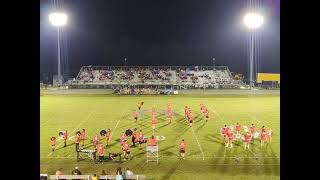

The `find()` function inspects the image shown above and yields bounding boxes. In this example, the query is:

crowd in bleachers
[75,66,237,87]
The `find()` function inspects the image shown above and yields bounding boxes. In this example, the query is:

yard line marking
[247,113,261,125]
[40,111,57,128]
[47,111,93,157]
[109,105,127,140]
[191,126,205,160]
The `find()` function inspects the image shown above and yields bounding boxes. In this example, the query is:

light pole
[243,12,264,89]
[212,58,215,70]
[124,58,127,66]
[49,12,68,80]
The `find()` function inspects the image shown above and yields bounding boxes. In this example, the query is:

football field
[40,94,280,179]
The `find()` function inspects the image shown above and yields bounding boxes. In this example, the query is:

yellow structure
[256,73,280,83]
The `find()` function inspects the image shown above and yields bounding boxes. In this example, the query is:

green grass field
[40,94,280,179]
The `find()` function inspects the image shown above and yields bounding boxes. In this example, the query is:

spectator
[101,170,107,175]
[115,167,123,180]
[124,166,134,178]
[116,167,122,175]
[91,174,98,180]
[55,168,63,176]
[71,167,82,177]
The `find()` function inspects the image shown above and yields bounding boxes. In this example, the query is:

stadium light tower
[243,12,264,88]
[49,12,68,79]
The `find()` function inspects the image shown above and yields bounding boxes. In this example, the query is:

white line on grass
[191,126,205,160]
[47,111,93,157]
[109,106,127,140]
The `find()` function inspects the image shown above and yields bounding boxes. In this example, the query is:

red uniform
[250,125,256,134]
[120,134,127,145]
[261,127,266,133]
[236,124,241,133]
[167,109,173,118]
[223,127,229,137]
[152,110,156,129]
[106,131,110,142]
[98,144,105,156]
[204,110,209,118]
[80,131,85,140]
[50,138,56,146]
[244,133,251,144]
[179,141,187,153]
[261,132,267,142]
[149,138,157,146]
[122,141,129,151]
[75,135,81,144]
[93,134,99,147]
[134,111,138,120]
[63,131,68,140]
[188,113,193,123]
[228,131,234,140]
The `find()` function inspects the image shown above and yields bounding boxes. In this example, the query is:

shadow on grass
[160,160,181,180]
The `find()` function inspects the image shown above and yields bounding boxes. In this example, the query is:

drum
[100,130,107,136]
[125,129,133,137]
[59,131,64,137]
[229,126,234,132]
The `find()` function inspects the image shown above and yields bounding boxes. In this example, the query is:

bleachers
[73,66,241,88]
[48,174,145,180]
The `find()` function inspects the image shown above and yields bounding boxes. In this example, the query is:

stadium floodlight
[49,12,68,80]
[243,12,264,89]
[49,12,68,26]
[243,12,264,29]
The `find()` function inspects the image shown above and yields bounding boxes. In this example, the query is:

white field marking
[47,111,93,157]
[247,112,278,130]
[109,105,128,140]
[247,113,261,125]
[207,105,230,125]
[68,136,75,141]
[40,111,57,128]
[247,147,257,157]
[191,126,205,160]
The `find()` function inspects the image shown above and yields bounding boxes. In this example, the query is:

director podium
[146,144,158,164]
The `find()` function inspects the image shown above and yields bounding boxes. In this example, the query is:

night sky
[40,0,280,79]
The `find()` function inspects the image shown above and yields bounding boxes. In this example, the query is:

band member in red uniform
[50,137,56,151]
[244,132,251,150]
[260,130,267,147]
[134,111,138,121]
[179,139,187,159]
[226,129,234,148]
[122,139,130,160]
[120,132,127,145]
[235,123,241,134]
[152,108,156,130]
[75,133,81,152]
[250,123,256,143]
[93,134,99,149]
[97,143,105,163]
